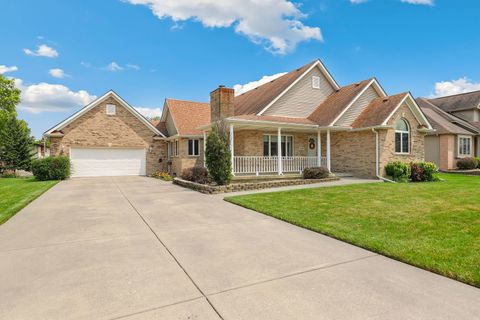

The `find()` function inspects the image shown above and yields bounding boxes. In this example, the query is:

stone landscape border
[173,176,340,194]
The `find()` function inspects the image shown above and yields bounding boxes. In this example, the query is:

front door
[307,136,317,157]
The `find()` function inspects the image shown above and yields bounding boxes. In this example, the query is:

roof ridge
[166,98,209,104]
[428,89,480,100]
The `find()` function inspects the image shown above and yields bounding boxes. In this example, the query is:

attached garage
[44,91,168,177]
[70,148,146,177]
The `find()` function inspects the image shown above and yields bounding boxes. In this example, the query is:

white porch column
[326,129,331,172]
[203,131,207,167]
[317,129,321,167]
[229,124,235,176]
[277,127,283,175]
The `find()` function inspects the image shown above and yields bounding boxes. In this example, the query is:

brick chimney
[210,85,235,122]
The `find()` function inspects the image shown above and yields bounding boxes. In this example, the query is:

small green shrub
[385,161,410,182]
[181,166,209,184]
[417,162,437,181]
[151,171,173,181]
[32,156,71,181]
[205,126,232,185]
[457,157,478,170]
[303,166,330,179]
[475,157,480,169]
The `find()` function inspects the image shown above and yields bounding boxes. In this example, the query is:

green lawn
[226,173,480,287]
[0,177,58,225]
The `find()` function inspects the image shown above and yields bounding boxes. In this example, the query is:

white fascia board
[329,79,379,127]
[257,60,340,116]
[381,93,433,130]
[44,90,166,138]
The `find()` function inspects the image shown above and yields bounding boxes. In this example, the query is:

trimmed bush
[385,161,410,182]
[31,156,71,181]
[303,166,330,179]
[457,157,478,170]
[205,125,232,185]
[475,157,480,169]
[181,166,209,184]
[417,162,437,181]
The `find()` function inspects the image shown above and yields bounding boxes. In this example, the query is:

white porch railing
[233,156,327,175]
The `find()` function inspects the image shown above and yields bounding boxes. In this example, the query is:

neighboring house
[44,59,433,178]
[32,141,50,159]
[417,92,480,170]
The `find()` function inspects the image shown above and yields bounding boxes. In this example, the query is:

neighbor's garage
[70,148,146,177]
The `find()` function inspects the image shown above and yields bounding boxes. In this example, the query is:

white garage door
[70,148,146,177]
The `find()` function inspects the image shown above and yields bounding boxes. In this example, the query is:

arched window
[395,118,410,154]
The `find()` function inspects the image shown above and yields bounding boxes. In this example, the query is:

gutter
[372,128,395,183]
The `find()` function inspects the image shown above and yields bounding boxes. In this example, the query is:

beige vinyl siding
[425,135,440,167]
[263,67,335,118]
[165,110,177,136]
[335,85,380,126]
[452,110,479,122]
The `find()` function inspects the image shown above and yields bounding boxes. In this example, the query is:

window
[106,104,116,115]
[395,118,410,154]
[458,136,472,157]
[312,76,320,89]
[173,140,179,156]
[263,134,293,157]
[188,139,200,156]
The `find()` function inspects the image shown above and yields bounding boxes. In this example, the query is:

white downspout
[372,128,395,183]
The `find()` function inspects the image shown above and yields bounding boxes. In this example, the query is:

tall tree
[0,116,33,173]
[0,75,20,133]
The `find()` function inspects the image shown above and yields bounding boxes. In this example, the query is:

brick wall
[49,96,167,175]
[169,137,204,176]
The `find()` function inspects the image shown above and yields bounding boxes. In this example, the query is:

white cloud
[233,72,287,95]
[105,61,124,71]
[125,0,322,54]
[135,107,162,118]
[0,65,18,74]
[350,0,433,4]
[49,68,68,78]
[23,44,59,58]
[126,64,140,70]
[430,77,480,98]
[14,79,96,113]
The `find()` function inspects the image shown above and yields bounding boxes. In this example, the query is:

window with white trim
[174,140,179,156]
[395,118,410,154]
[263,134,293,157]
[458,136,472,157]
[312,76,320,89]
[188,139,200,156]
[106,104,116,115]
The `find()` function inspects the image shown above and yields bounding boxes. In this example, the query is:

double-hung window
[395,118,410,154]
[188,139,200,156]
[263,134,293,157]
[458,136,472,157]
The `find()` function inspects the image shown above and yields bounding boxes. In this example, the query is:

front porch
[204,122,332,177]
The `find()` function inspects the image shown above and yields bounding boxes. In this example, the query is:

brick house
[44,59,433,178]
[417,92,480,170]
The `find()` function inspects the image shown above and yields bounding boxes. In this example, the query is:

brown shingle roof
[416,98,478,135]
[165,99,210,135]
[428,90,480,112]
[230,114,317,125]
[352,93,407,128]
[234,60,317,116]
[308,78,372,126]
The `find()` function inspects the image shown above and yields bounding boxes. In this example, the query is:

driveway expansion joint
[113,179,225,320]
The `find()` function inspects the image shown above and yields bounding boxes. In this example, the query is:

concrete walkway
[0,177,479,319]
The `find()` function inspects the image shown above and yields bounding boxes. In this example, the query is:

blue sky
[1,0,479,138]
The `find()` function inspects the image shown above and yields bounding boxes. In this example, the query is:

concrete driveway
[0,177,479,319]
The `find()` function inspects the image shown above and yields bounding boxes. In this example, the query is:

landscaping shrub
[410,163,424,182]
[475,157,480,169]
[181,166,209,184]
[385,161,410,182]
[31,156,71,181]
[456,157,478,170]
[151,171,173,181]
[205,125,232,185]
[303,166,330,179]
[417,162,438,181]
